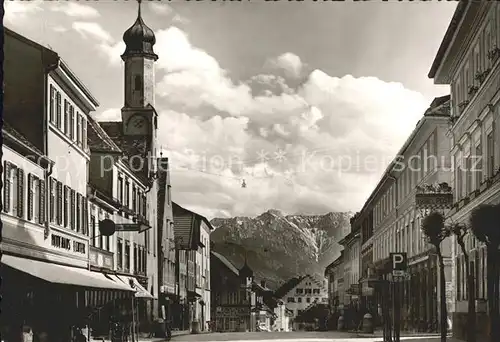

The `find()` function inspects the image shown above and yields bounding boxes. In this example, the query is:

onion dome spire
[121,0,158,61]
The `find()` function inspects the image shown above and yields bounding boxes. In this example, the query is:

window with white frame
[27,174,41,223]
[484,22,492,68]
[463,61,471,100]
[56,91,62,129]
[487,130,495,177]
[473,42,481,79]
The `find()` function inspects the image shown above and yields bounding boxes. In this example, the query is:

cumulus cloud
[148,2,173,15]
[146,27,428,219]
[4,0,43,23]
[10,6,429,219]
[72,22,113,43]
[50,3,100,18]
[94,108,121,122]
[266,52,304,78]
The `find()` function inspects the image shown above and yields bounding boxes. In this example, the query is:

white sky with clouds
[4,0,456,219]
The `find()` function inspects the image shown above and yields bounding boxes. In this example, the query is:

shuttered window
[132,185,137,213]
[16,167,24,218]
[49,178,55,222]
[117,238,123,270]
[70,190,76,230]
[56,181,63,225]
[82,197,88,236]
[134,243,138,274]
[77,113,82,145]
[28,174,34,220]
[39,179,45,224]
[76,194,81,233]
[3,161,12,213]
[90,214,96,247]
[82,116,87,150]
[69,105,75,139]
[56,91,62,129]
[63,186,69,227]
[64,100,69,135]
[105,212,110,250]
[49,85,55,123]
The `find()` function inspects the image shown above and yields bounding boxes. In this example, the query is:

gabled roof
[211,251,239,276]
[87,116,122,154]
[3,122,44,156]
[99,121,147,159]
[274,276,306,299]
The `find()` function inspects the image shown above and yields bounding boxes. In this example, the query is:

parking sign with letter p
[390,252,407,271]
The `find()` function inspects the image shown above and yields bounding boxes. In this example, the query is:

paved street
[170,331,461,342]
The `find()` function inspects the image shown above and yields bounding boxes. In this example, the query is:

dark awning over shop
[2,255,133,292]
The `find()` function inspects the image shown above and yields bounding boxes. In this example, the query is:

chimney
[260,280,266,288]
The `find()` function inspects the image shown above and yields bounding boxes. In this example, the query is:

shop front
[214,306,251,332]
[1,254,134,342]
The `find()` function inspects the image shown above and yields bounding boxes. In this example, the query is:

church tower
[121,0,158,143]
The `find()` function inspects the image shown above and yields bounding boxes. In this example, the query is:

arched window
[134,75,142,91]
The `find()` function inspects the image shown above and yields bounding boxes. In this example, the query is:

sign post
[390,253,407,342]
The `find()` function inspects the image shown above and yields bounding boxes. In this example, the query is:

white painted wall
[1,145,88,268]
[281,275,328,320]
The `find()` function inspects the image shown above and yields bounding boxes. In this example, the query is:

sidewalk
[351,330,465,342]
[351,329,440,338]
[90,330,193,342]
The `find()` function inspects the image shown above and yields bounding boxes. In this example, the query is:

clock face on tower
[127,114,148,135]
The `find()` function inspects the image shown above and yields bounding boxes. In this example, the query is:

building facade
[95,1,166,323]
[210,252,255,332]
[172,202,213,332]
[275,275,328,323]
[429,2,500,340]
[351,96,453,333]
[339,231,361,306]
[324,251,345,315]
[2,28,135,342]
[195,221,212,331]
[273,299,292,332]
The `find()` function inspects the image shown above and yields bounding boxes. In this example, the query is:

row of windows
[3,162,87,236]
[117,173,147,217]
[3,161,45,223]
[295,288,321,295]
[374,217,430,262]
[117,238,147,275]
[48,177,87,234]
[455,130,496,202]
[374,131,438,226]
[49,85,87,150]
[456,246,487,301]
[286,296,324,303]
[453,5,500,117]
